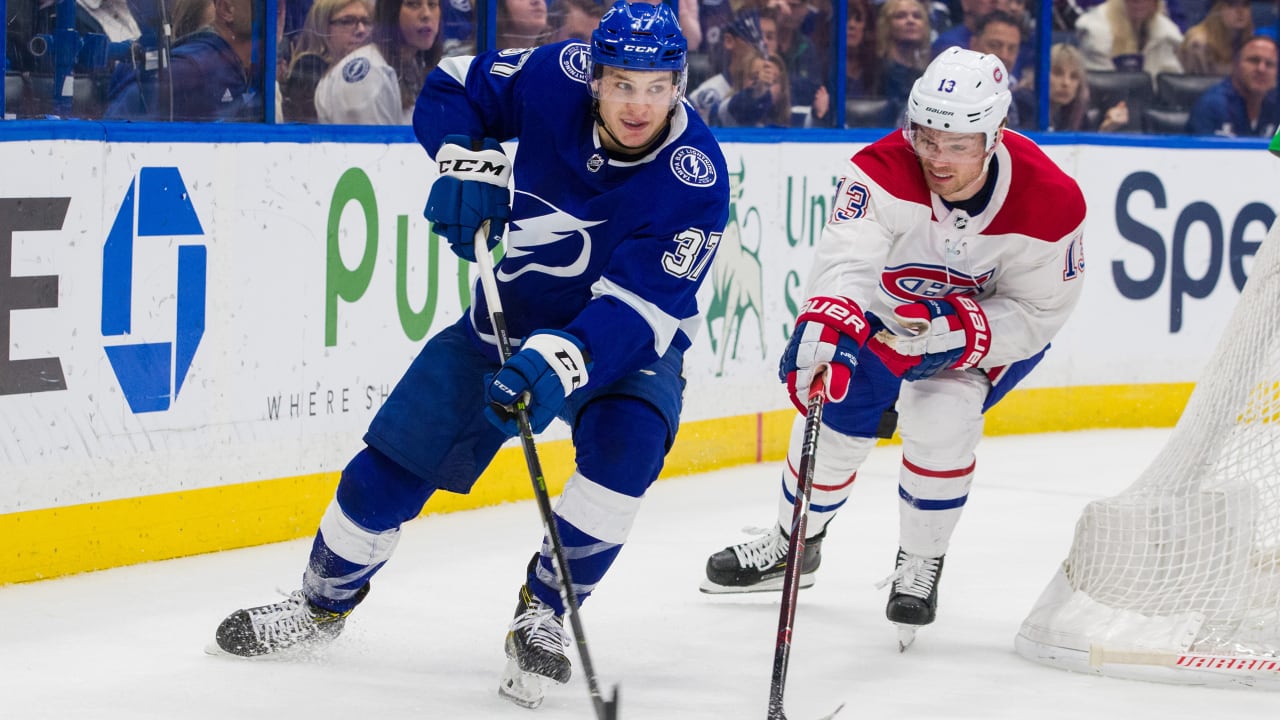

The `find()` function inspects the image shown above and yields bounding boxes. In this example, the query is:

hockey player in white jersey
[211,0,729,708]
[702,47,1087,648]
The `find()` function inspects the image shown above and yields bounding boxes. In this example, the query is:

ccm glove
[867,295,991,381]
[485,330,593,434]
[424,135,511,262]
[778,296,870,412]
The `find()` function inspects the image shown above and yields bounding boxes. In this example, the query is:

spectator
[1053,0,1085,31]
[809,0,882,126]
[772,0,832,109]
[970,9,1023,79]
[996,0,1038,76]
[932,0,998,57]
[497,0,552,49]
[316,0,442,124]
[283,0,373,122]
[548,0,606,43]
[758,5,782,56]
[78,0,143,44]
[720,52,793,126]
[170,0,217,39]
[970,9,1025,124]
[1016,41,1131,129]
[1179,0,1255,75]
[843,0,881,97]
[878,0,933,121]
[689,9,768,124]
[1186,35,1279,135]
[694,0,738,71]
[105,0,263,121]
[677,0,703,52]
[441,0,476,55]
[1076,0,1184,75]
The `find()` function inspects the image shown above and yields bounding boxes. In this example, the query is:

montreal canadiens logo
[560,43,591,83]
[343,56,371,83]
[671,147,717,187]
[880,263,994,302]
[993,67,1004,84]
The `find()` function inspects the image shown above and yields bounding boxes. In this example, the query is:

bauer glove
[778,296,870,412]
[867,295,991,381]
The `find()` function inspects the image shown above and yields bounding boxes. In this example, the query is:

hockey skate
[878,548,945,652]
[211,585,368,658]
[498,584,572,709]
[700,525,824,594]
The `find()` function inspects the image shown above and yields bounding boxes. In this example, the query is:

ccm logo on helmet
[438,158,507,176]
[624,44,659,53]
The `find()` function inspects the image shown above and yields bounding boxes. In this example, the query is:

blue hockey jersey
[413,41,730,390]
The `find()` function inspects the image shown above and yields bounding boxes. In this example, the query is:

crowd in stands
[3,0,1277,135]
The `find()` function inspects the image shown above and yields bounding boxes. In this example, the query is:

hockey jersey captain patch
[671,147,716,187]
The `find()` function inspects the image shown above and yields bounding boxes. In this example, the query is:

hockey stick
[767,370,844,720]
[472,226,620,720]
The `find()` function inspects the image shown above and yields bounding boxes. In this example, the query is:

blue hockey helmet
[590,1,688,72]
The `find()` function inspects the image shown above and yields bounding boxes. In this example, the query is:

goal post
[1015,219,1280,689]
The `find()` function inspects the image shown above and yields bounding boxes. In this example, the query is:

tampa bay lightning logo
[559,43,591,84]
[671,147,716,187]
[449,0,471,10]
[498,191,604,281]
[880,263,994,303]
[343,56,371,83]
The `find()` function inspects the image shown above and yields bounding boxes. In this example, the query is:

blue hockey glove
[423,135,511,262]
[485,330,593,434]
[778,296,870,412]
[867,295,991,381]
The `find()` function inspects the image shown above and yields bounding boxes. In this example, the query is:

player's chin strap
[590,99,676,156]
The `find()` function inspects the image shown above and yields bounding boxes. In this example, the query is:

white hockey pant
[775,413,878,539]
[894,369,988,558]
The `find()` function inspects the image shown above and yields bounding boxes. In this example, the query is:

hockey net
[1016,220,1280,689]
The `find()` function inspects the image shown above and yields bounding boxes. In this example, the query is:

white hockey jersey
[809,130,1087,369]
[315,44,410,125]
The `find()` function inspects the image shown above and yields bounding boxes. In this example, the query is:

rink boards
[0,129,1275,583]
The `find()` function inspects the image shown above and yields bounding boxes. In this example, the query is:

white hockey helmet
[905,47,1012,152]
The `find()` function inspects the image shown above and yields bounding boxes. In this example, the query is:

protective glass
[905,123,989,164]
[592,70,683,107]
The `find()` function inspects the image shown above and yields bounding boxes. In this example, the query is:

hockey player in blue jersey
[212,0,729,708]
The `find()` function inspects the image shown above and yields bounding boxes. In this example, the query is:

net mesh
[1061,226,1280,658]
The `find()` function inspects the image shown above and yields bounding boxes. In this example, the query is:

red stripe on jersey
[982,131,1086,243]
[902,457,976,478]
[851,131,933,211]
